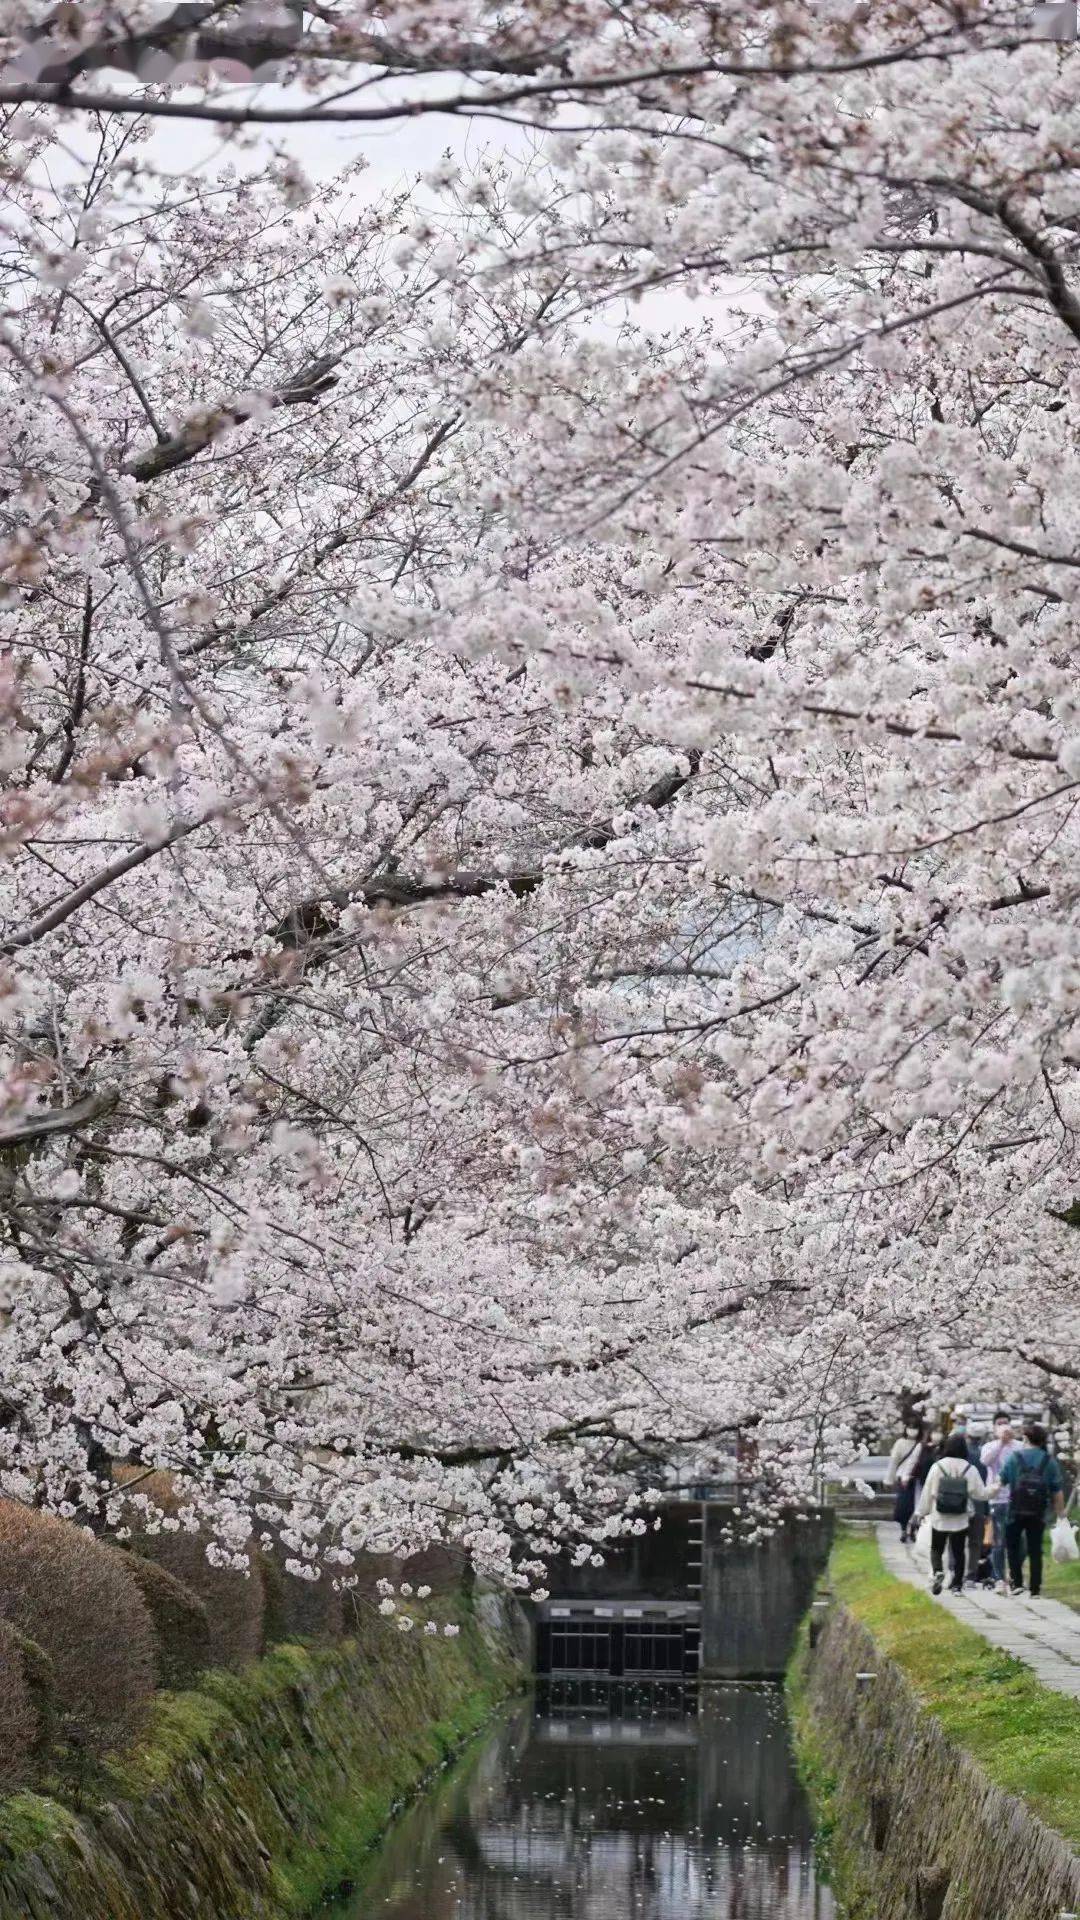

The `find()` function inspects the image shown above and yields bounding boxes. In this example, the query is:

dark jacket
[1002,1446,1063,1512]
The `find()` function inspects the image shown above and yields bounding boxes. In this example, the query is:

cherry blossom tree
[1,3,1079,1587]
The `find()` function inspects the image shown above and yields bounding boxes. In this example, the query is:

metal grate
[539,1615,700,1678]
[548,1625,612,1672]
[623,1623,688,1675]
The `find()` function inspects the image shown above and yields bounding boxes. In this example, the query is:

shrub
[401,1545,463,1594]
[111,1549,211,1689]
[0,1619,44,1792]
[260,1550,344,1644]
[114,1472,265,1669]
[0,1502,155,1753]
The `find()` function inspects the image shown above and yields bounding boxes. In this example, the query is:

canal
[329,1679,836,1919]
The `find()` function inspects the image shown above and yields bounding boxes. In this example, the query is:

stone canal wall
[0,1592,525,1920]
[792,1602,1080,1920]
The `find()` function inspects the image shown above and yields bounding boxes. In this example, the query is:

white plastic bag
[913,1515,934,1563]
[1051,1516,1080,1565]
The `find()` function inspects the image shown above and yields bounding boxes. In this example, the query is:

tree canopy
[1,1,1078,1588]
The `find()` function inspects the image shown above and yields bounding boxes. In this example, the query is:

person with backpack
[916,1433,988,1594]
[1001,1422,1066,1598]
[951,1414,991,1581]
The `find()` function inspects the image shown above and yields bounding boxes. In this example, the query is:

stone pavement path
[876,1523,1080,1702]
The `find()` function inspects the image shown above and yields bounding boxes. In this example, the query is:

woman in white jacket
[916,1433,988,1594]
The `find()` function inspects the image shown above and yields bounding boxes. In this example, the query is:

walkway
[876,1523,1080,1701]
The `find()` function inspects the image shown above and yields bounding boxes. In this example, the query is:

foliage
[1,5,1080,1579]
[0,1502,156,1755]
[829,1532,1080,1847]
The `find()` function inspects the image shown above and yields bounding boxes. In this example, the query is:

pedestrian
[1002,1422,1066,1598]
[950,1413,990,1580]
[980,1415,1018,1595]
[917,1433,987,1594]
[885,1422,926,1543]
[913,1429,942,1501]
[949,1413,982,1466]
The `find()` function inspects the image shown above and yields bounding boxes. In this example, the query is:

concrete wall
[700,1507,834,1679]
[544,1501,702,1600]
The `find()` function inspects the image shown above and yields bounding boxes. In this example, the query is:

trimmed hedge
[0,1502,156,1753]
[114,1550,211,1689]
[0,1622,41,1793]
[113,1472,265,1669]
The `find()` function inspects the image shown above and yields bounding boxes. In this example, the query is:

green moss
[103,1686,231,1794]
[0,1792,79,1861]
[826,1530,1080,1848]
[786,1646,877,1920]
[275,1652,512,1914]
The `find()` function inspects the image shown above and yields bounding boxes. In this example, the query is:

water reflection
[332,1680,835,1919]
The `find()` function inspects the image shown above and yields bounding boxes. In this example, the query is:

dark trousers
[930,1529,967,1588]
[894,1480,917,1536]
[1005,1515,1045,1595]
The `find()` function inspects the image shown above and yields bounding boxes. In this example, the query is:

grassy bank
[824,1531,1080,1848]
[0,1593,523,1920]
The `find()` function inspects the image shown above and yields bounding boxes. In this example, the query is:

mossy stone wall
[0,1593,524,1920]
[791,1603,1080,1920]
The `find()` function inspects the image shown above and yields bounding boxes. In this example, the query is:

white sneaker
[931,1572,944,1594]
[995,1580,1008,1596]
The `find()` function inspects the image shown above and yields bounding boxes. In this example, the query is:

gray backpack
[935,1468,970,1517]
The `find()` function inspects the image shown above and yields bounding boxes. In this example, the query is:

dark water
[331,1681,836,1920]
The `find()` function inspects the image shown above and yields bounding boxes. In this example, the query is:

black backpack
[935,1468,970,1517]
[1011,1453,1049,1520]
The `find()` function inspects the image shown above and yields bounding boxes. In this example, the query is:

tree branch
[122,354,342,484]
[1019,1349,1080,1383]
[273,753,701,947]
[0,1089,118,1149]
[0,808,220,955]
